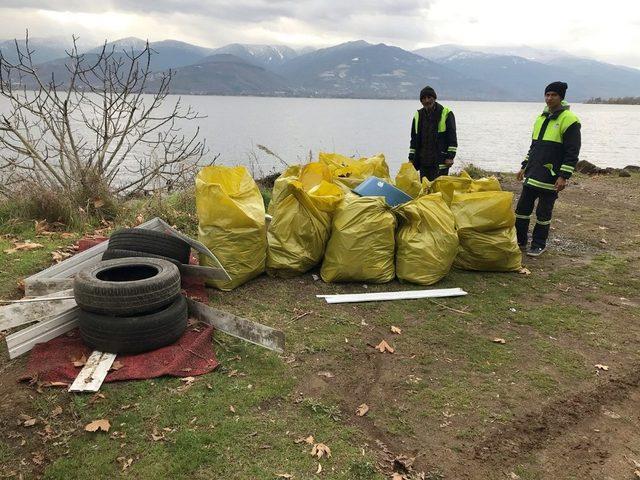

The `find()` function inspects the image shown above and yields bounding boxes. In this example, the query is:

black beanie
[545,81,568,99]
[419,86,437,100]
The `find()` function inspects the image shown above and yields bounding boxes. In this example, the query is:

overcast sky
[1,0,639,67]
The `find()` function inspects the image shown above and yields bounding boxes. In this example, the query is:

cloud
[0,0,638,68]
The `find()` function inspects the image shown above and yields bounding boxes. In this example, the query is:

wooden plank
[186,298,285,353]
[68,351,117,393]
[24,278,74,297]
[6,308,79,359]
[317,288,468,304]
[0,289,76,331]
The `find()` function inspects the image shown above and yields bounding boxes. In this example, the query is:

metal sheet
[186,298,285,353]
[68,351,117,393]
[0,289,76,331]
[6,308,79,359]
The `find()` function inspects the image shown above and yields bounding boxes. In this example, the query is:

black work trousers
[515,184,558,249]
[419,165,449,181]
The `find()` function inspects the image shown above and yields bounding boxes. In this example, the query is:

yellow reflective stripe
[409,148,416,153]
[413,111,419,135]
[544,163,556,176]
[525,178,556,191]
[438,164,448,169]
[536,219,552,225]
[438,106,450,133]
[447,146,457,151]
[515,214,531,220]
[560,165,574,172]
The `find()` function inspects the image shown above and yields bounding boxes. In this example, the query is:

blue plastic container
[352,176,412,207]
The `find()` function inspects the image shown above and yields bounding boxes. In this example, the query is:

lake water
[1,95,638,178]
[184,96,639,176]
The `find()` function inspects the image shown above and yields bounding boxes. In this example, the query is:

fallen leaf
[51,406,63,417]
[4,241,45,254]
[71,354,87,368]
[294,435,315,444]
[634,470,640,479]
[229,405,236,414]
[595,364,609,371]
[93,199,105,209]
[518,267,531,275]
[117,457,133,472]
[31,452,44,465]
[311,442,331,459]
[317,371,334,379]
[602,409,621,419]
[390,326,402,335]
[391,474,404,480]
[23,417,37,427]
[374,340,395,354]
[356,403,369,417]
[135,214,144,225]
[600,238,608,244]
[151,428,165,441]
[84,419,110,432]
[34,220,50,235]
[110,360,124,371]
[276,475,293,479]
[316,463,322,474]
[492,338,506,344]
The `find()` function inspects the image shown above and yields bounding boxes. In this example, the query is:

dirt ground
[1,172,639,479]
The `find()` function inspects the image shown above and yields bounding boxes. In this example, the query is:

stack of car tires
[73,229,192,354]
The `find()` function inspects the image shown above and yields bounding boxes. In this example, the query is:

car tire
[107,228,191,264]
[78,295,188,354]
[73,257,181,316]
[101,248,183,268]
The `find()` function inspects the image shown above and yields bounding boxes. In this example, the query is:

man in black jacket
[516,81,581,257]
[408,86,458,181]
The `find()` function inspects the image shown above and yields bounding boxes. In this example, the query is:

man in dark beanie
[408,86,457,181]
[515,81,581,256]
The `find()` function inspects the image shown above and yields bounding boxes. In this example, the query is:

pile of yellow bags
[450,191,522,272]
[195,155,520,290]
[266,163,343,277]
[196,166,267,290]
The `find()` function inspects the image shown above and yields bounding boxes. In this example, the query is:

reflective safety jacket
[408,102,457,171]
[521,102,581,191]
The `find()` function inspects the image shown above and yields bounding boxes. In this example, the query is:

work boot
[527,246,546,257]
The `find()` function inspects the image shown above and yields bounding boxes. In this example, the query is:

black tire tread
[79,295,188,354]
[102,248,183,267]
[73,257,181,316]
[108,229,191,264]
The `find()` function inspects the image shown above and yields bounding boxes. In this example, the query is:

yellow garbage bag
[450,191,521,272]
[267,165,302,215]
[319,152,390,190]
[454,228,522,272]
[395,193,458,285]
[450,191,515,233]
[395,162,422,198]
[196,166,266,290]
[468,176,502,193]
[429,171,472,205]
[266,180,343,277]
[321,196,396,283]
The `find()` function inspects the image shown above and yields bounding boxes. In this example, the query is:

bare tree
[0,33,208,209]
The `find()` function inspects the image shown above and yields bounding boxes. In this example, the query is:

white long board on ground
[68,351,117,393]
[317,287,468,304]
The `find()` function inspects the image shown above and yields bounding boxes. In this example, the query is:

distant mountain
[275,41,504,99]
[153,54,291,95]
[86,37,215,71]
[212,44,299,69]
[414,45,640,100]
[0,36,80,65]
